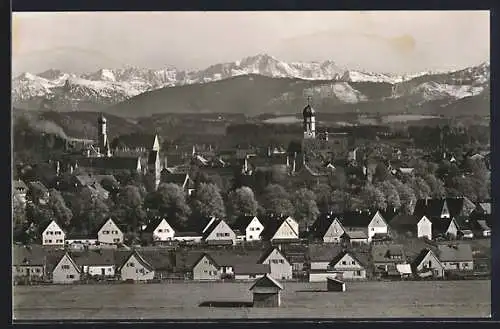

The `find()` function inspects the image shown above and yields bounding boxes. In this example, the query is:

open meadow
[13,280,490,320]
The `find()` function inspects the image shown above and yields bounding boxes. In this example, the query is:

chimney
[292,153,297,173]
[425,198,428,206]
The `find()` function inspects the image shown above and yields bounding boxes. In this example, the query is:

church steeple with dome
[303,96,316,139]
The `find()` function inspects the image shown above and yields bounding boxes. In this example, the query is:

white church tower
[98,114,111,157]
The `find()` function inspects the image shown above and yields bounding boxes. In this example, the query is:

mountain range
[12,54,490,117]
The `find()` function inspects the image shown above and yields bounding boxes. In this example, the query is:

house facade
[330,252,367,280]
[119,251,155,281]
[51,253,81,284]
[412,249,445,278]
[192,254,220,281]
[42,220,66,246]
[438,244,474,271]
[235,216,264,242]
[258,247,293,280]
[367,211,389,242]
[322,218,346,243]
[390,215,432,239]
[97,219,124,245]
[203,219,236,245]
[143,218,176,242]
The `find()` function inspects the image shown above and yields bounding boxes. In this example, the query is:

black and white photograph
[12,10,491,320]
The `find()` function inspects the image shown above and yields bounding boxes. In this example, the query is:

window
[166,229,170,233]
[249,235,253,239]
[342,261,347,265]
[108,268,112,272]
[128,262,135,267]
[67,274,74,279]
[113,238,120,243]
[279,260,284,264]
[103,230,109,234]
[250,274,256,278]
[204,270,207,273]
[224,233,229,237]
[48,240,52,243]
[351,261,355,265]
[355,271,362,276]
[371,228,374,231]
[36,268,40,273]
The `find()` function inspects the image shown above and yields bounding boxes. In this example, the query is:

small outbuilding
[327,276,346,292]
[249,273,283,307]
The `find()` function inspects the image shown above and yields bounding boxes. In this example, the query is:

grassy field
[13,280,490,320]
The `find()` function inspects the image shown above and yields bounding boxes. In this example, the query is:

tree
[409,176,432,199]
[391,179,416,214]
[328,168,347,190]
[68,189,110,235]
[145,183,191,228]
[261,184,294,216]
[376,181,401,210]
[47,189,73,228]
[192,183,226,219]
[331,190,351,213]
[112,185,146,232]
[423,174,446,198]
[373,163,390,184]
[13,194,29,243]
[358,184,387,210]
[292,188,320,227]
[227,186,259,222]
[313,183,332,212]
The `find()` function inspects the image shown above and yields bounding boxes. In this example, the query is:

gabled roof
[202,219,233,240]
[310,213,343,239]
[371,244,406,263]
[257,246,289,264]
[476,220,490,231]
[437,244,473,262]
[430,217,457,234]
[12,244,47,266]
[390,214,425,227]
[413,198,473,218]
[42,220,64,233]
[260,217,297,241]
[478,202,491,215]
[330,250,368,268]
[162,173,191,188]
[308,244,343,262]
[232,215,260,232]
[95,218,122,235]
[70,249,115,266]
[111,133,158,150]
[338,211,373,228]
[118,250,155,271]
[143,217,174,233]
[54,252,82,273]
[411,248,436,268]
[249,273,283,291]
[234,263,271,276]
[77,157,141,171]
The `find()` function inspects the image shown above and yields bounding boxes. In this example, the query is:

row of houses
[13,241,475,285]
[39,197,491,248]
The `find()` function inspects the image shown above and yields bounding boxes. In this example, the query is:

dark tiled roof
[430,218,456,235]
[260,217,294,241]
[390,214,422,227]
[78,157,140,171]
[371,244,406,263]
[257,247,288,264]
[12,245,47,266]
[70,249,115,266]
[148,151,159,165]
[162,173,189,187]
[117,250,155,271]
[28,181,48,193]
[249,274,283,290]
[232,215,259,232]
[111,134,158,150]
[234,263,270,275]
[411,248,434,268]
[437,244,473,262]
[330,251,368,268]
[143,217,175,233]
[413,198,474,219]
[338,211,373,228]
[308,244,343,262]
[310,213,343,239]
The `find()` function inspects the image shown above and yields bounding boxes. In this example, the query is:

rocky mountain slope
[12,54,489,117]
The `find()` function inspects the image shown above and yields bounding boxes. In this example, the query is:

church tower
[98,114,111,157]
[303,96,316,139]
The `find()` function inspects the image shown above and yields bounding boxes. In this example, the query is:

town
[12,99,492,287]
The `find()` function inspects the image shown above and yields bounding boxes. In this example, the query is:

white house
[232,215,264,242]
[71,250,116,278]
[261,217,300,242]
[390,215,433,239]
[42,220,66,246]
[203,219,236,245]
[142,217,176,242]
[97,218,124,245]
[118,251,155,282]
[257,247,293,280]
[51,252,81,284]
[367,211,389,242]
[311,214,347,243]
[339,211,388,243]
[329,251,367,280]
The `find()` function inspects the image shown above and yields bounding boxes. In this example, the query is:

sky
[12,11,490,76]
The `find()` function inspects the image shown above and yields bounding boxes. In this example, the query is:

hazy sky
[12,11,490,75]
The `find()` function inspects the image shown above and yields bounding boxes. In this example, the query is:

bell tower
[303,96,316,139]
[98,114,111,157]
